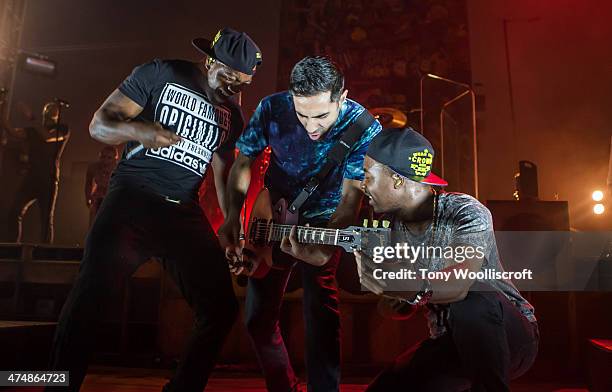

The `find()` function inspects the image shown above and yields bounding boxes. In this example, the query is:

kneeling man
[355,128,539,392]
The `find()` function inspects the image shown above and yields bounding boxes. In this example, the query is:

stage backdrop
[276,0,475,194]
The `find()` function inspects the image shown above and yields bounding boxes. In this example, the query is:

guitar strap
[288,109,375,214]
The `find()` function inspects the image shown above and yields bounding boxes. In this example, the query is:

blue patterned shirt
[236,91,381,224]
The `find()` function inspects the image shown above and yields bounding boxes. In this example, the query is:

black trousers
[366,287,539,392]
[244,248,341,392]
[46,185,238,392]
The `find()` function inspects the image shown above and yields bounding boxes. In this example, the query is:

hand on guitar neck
[220,188,391,279]
[279,224,336,266]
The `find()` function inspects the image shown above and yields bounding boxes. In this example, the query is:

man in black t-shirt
[3,100,70,243]
[46,28,262,392]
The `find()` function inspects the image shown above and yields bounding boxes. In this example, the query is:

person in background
[4,100,70,243]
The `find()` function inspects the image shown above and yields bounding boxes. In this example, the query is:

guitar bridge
[249,218,269,246]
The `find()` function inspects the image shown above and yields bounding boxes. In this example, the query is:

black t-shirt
[112,59,244,201]
[26,124,69,182]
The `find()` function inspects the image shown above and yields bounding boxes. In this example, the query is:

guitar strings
[251,222,346,235]
[250,221,349,243]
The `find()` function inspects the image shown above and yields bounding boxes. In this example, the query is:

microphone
[54,98,70,108]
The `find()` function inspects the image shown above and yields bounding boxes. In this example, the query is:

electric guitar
[238,188,391,278]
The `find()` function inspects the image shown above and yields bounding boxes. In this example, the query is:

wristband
[401,279,433,306]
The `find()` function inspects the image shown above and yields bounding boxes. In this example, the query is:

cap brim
[192,38,215,58]
[422,172,448,186]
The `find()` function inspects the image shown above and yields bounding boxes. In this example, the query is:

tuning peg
[372,220,379,228]
[382,220,390,228]
[363,219,368,227]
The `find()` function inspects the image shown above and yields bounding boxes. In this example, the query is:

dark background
[0,2,610,388]
[5,0,281,244]
[3,0,612,245]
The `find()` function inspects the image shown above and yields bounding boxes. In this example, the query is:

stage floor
[1,367,589,392]
[82,368,366,392]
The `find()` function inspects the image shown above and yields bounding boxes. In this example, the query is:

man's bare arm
[428,253,484,303]
[224,152,255,221]
[211,149,235,219]
[389,251,483,303]
[217,152,256,273]
[328,178,364,229]
[218,152,255,249]
[355,247,484,304]
[89,89,180,147]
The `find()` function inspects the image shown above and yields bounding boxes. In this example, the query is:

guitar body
[244,188,298,278]
[243,188,389,280]
[271,197,299,226]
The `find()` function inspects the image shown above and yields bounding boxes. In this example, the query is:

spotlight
[593,204,605,215]
[19,52,56,77]
[592,190,604,202]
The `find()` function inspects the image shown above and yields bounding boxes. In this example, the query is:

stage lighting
[592,190,604,202]
[20,52,56,77]
[593,204,605,215]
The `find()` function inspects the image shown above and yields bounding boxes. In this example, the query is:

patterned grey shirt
[392,192,536,338]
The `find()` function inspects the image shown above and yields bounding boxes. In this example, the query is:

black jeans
[367,287,539,392]
[244,247,341,392]
[45,185,238,392]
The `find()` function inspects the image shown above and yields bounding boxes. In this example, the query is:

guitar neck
[267,223,349,246]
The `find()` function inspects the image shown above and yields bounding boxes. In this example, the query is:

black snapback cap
[192,28,262,76]
[366,128,447,186]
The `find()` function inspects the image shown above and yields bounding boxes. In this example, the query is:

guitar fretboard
[255,223,351,245]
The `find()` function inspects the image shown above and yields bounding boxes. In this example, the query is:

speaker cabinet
[486,200,569,231]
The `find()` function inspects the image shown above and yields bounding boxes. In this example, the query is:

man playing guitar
[219,56,381,392]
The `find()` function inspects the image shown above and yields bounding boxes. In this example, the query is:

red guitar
[238,188,391,278]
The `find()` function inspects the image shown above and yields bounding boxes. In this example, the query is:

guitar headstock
[336,219,392,253]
